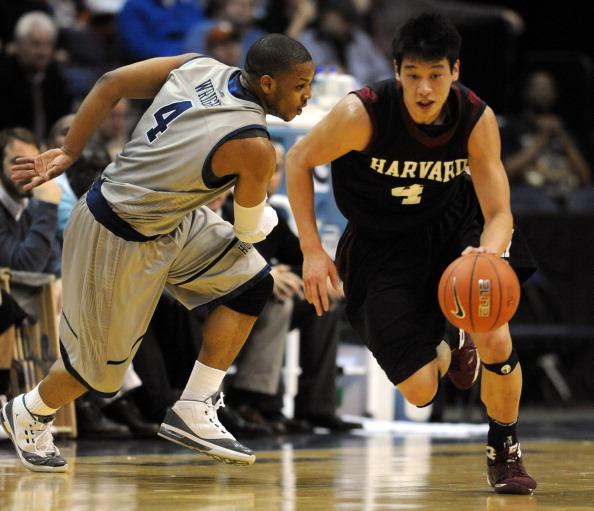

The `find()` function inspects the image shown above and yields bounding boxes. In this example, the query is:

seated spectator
[223,141,361,433]
[90,99,131,161]
[501,70,592,207]
[183,0,265,65]
[47,115,78,241]
[0,12,73,145]
[0,127,137,438]
[0,288,28,407]
[298,0,392,87]
[204,21,243,66]
[259,0,317,40]
[117,0,205,61]
[47,114,111,243]
[61,0,126,97]
[0,128,61,276]
[0,1,53,50]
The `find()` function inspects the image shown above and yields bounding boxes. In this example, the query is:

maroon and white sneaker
[487,442,537,495]
[448,330,480,390]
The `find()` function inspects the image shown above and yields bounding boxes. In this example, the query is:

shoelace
[502,457,529,479]
[28,418,59,457]
[204,393,228,435]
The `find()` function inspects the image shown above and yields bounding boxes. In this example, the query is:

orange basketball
[438,253,520,333]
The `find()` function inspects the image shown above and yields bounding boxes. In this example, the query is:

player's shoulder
[352,78,397,104]
[453,81,486,108]
[219,136,275,165]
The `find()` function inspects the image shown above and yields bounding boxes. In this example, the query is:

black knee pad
[482,348,519,375]
[223,273,273,316]
[416,379,442,408]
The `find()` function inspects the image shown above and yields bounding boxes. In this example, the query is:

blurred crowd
[1,0,593,441]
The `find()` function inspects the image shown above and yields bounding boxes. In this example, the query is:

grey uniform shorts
[59,199,268,396]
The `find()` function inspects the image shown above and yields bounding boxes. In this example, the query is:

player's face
[396,57,459,125]
[1,139,39,199]
[265,61,315,122]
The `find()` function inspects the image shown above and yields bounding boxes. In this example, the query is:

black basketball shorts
[335,188,535,386]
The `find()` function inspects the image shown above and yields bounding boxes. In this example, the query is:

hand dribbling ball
[438,253,520,333]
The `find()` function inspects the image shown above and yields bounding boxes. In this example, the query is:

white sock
[181,361,226,402]
[24,384,59,416]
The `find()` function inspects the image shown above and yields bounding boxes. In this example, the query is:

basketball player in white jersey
[4,34,314,472]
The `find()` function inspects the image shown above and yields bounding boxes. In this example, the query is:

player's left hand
[12,148,76,191]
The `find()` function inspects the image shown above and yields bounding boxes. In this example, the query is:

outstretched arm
[285,93,372,314]
[466,106,514,256]
[12,54,198,190]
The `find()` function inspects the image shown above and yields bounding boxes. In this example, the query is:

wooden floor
[0,420,593,511]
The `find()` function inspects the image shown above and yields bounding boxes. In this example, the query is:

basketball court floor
[0,409,592,511]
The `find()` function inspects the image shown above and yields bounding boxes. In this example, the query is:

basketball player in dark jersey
[286,13,536,495]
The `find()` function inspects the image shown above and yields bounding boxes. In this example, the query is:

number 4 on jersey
[146,100,192,142]
[391,184,424,204]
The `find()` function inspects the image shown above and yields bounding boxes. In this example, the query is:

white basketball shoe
[158,392,255,465]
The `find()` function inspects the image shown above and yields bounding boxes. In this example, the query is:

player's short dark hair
[392,12,461,72]
[0,127,39,160]
[244,33,312,79]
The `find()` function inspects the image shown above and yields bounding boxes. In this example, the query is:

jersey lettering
[146,100,193,143]
[195,79,221,107]
[391,184,424,204]
[368,157,467,183]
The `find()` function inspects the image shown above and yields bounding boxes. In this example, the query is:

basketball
[438,253,520,333]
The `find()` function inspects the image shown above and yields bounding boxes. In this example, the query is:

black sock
[0,369,10,395]
[488,416,518,451]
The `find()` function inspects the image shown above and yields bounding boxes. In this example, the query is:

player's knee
[475,328,512,362]
[399,380,440,408]
[223,273,273,317]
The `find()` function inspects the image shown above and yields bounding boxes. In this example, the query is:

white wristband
[233,197,267,233]
[233,197,279,243]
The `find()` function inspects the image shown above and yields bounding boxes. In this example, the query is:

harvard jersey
[331,79,486,232]
[99,56,268,236]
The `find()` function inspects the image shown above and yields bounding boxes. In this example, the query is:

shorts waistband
[86,179,159,242]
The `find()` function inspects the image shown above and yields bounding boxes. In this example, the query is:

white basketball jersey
[100,56,268,236]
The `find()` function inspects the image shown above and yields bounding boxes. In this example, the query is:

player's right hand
[12,148,75,191]
[302,248,341,316]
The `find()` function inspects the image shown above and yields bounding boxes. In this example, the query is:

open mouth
[417,100,434,110]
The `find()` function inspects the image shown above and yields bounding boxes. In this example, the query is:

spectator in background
[260,0,317,40]
[0,1,53,50]
[0,12,73,145]
[0,128,61,276]
[184,0,265,65]
[501,70,591,203]
[47,114,112,243]
[118,0,205,61]
[204,21,243,66]
[47,114,77,241]
[298,0,392,87]
[61,0,125,97]
[49,104,131,242]
[0,288,28,408]
[90,98,131,161]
